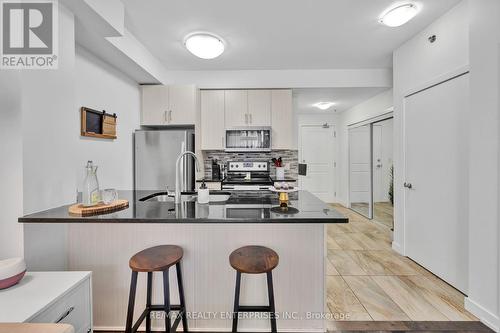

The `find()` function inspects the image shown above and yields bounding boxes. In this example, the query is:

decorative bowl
[0,258,26,289]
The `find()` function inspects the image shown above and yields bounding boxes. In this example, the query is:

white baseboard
[465,297,500,332]
[94,326,326,332]
[391,241,403,255]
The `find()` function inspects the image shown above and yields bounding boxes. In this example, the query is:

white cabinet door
[224,90,248,128]
[141,85,168,125]
[404,73,469,293]
[168,85,197,125]
[271,89,293,149]
[248,90,271,126]
[201,90,225,150]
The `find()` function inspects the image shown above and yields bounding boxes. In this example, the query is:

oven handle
[222,185,272,191]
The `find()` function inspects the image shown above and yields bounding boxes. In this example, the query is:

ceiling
[293,87,390,113]
[122,0,460,71]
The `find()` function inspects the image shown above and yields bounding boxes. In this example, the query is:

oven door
[225,127,272,152]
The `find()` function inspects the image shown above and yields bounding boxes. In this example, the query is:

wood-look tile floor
[325,204,478,330]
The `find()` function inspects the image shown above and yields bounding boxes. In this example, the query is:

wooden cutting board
[68,199,129,216]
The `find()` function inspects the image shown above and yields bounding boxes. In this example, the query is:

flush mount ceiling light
[313,102,336,110]
[184,32,225,59]
[379,3,420,27]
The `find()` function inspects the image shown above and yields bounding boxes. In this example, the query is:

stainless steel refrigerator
[134,129,195,191]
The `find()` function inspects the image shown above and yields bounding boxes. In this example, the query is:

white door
[201,90,225,150]
[299,125,335,202]
[248,90,271,126]
[348,125,372,218]
[141,85,168,125]
[224,90,248,128]
[404,73,469,293]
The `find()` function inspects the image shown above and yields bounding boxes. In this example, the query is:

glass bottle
[82,161,101,206]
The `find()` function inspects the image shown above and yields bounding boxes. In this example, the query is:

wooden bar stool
[125,245,188,333]
[229,245,279,333]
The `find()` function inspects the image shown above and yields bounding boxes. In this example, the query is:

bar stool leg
[125,271,138,333]
[232,271,242,333]
[146,272,153,333]
[267,272,277,333]
[163,269,171,333]
[176,262,188,332]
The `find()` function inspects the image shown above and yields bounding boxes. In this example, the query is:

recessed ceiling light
[313,102,336,110]
[379,3,420,27]
[184,32,225,59]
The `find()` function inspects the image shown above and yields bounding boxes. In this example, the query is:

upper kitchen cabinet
[141,85,197,126]
[141,85,168,125]
[271,89,294,149]
[201,90,225,150]
[248,90,271,126]
[224,90,248,128]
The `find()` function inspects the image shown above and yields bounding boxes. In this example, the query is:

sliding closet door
[349,125,372,218]
[404,73,469,293]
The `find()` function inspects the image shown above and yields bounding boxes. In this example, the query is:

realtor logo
[1,0,58,69]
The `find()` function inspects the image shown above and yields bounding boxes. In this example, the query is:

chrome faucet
[175,151,200,204]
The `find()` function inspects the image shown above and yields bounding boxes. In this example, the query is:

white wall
[392,0,469,255]
[465,0,500,330]
[75,46,140,190]
[164,68,393,89]
[336,89,393,206]
[20,4,141,270]
[0,72,23,259]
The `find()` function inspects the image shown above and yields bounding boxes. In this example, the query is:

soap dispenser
[197,180,209,204]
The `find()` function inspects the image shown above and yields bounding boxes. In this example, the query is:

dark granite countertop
[18,190,347,224]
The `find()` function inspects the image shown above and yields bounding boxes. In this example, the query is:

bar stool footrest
[128,305,185,333]
[150,304,183,311]
[238,305,272,312]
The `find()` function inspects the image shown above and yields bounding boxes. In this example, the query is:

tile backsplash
[203,150,298,179]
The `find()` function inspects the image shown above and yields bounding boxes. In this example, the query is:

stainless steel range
[221,161,273,191]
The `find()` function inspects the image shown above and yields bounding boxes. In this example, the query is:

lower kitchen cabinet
[0,272,92,333]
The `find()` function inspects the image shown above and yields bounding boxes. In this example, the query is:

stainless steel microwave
[225,127,272,152]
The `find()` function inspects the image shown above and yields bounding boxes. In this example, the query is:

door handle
[404,182,413,189]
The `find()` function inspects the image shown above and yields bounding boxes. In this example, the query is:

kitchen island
[20,190,347,332]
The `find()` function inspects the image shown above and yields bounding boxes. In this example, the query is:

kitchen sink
[140,191,231,203]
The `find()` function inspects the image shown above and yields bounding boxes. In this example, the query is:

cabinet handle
[169,110,172,122]
[249,114,252,124]
[245,114,248,124]
[164,110,168,123]
[56,306,74,323]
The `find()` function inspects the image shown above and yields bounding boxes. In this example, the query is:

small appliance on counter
[211,159,221,180]
[222,160,273,191]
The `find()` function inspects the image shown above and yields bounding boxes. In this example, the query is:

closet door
[404,73,469,293]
